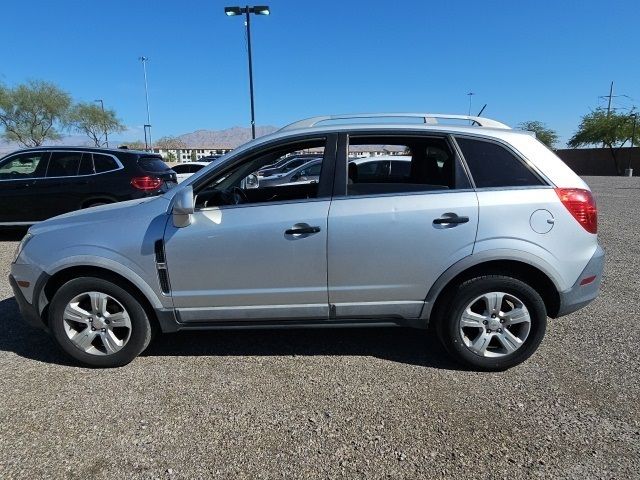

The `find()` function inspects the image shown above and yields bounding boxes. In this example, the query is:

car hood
[28,196,170,235]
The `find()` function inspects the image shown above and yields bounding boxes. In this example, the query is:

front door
[0,151,50,224]
[163,135,336,323]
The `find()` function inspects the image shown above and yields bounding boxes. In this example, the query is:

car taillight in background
[555,188,598,234]
[131,176,163,191]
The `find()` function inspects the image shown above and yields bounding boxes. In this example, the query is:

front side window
[0,152,48,180]
[346,136,470,196]
[455,137,544,188]
[195,139,326,208]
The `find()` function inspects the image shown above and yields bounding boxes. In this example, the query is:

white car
[171,162,210,183]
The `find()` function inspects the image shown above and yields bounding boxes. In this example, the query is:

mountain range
[0,126,279,155]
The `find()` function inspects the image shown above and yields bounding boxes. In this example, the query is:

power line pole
[606,81,614,115]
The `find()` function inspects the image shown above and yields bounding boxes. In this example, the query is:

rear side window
[93,154,119,173]
[46,152,82,177]
[138,157,169,173]
[346,136,471,196]
[455,137,544,188]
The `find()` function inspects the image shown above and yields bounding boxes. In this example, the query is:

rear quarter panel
[474,187,598,290]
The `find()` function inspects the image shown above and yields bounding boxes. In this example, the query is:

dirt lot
[0,176,638,479]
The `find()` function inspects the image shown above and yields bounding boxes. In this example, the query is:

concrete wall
[555,147,640,176]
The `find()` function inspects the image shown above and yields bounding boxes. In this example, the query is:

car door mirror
[172,185,194,228]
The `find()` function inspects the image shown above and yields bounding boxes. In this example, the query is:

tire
[49,277,152,368]
[434,275,547,371]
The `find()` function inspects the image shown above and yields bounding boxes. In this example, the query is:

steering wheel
[231,186,249,205]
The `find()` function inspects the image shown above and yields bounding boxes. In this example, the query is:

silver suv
[10,113,604,369]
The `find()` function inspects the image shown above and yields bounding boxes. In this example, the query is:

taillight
[131,176,163,191]
[555,188,597,234]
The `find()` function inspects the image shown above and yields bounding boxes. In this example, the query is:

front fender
[46,253,167,310]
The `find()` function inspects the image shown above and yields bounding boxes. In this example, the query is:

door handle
[433,214,469,225]
[285,225,321,235]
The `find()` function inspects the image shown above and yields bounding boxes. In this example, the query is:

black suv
[0,147,176,225]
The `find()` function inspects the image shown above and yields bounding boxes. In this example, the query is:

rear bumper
[9,274,47,330]
[556,244,605,317]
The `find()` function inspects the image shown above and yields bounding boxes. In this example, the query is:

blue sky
[1,0,639,146]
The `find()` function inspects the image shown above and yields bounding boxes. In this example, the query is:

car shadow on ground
[0,297,464,371]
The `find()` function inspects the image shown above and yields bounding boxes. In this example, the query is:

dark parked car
[0,146,176,225]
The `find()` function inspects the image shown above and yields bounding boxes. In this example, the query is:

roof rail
[280,113,511,131]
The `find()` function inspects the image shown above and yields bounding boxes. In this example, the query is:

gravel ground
[0,176,639,479]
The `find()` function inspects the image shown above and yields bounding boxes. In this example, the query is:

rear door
[0,151,50,224]
[327,133,479,319]
[34,151,91,219]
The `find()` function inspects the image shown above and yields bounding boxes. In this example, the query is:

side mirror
[172,186,195,228]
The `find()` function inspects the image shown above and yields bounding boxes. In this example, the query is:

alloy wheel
[62,291,132,356]
[458,291,532,358]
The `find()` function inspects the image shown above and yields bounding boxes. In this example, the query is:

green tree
[517,121,559,149]
[568,108,639,175]
[67,102,125,147]
[0,80,72,147]
[190,150,197,162]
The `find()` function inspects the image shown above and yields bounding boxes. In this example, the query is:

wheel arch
[424,257,561,324]
[41,265,162,333]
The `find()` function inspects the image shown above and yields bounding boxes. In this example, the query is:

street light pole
[627,113,637,176]
[225,5,270,140]
[245,8,256,139]
[139,56,152,150]
[94,99,109,147]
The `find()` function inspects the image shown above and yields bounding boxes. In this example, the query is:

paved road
[1,177,638,479]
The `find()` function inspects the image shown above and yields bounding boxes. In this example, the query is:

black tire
[434,275,547,371]
[49,277,152,368]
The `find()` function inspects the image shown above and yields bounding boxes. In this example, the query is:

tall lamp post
[94,99,109,147]
[224,5,270,139]
[627,113,637,177]
[139,56,152,150]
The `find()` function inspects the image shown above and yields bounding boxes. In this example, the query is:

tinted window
[347,136,470,196]
[0,152,48,179]
[93,154,119,173]
[46,152,82,177]
[455,137,544,188]
[138,157,169,173]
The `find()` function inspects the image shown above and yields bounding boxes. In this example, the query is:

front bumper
[556,244,605,317]
[9,274,47,330]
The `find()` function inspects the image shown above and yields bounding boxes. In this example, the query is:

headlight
[14,232,33,263]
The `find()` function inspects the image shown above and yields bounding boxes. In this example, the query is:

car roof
[176,161,209,166]
[3,145,162,156]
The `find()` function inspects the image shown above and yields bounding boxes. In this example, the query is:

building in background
[152,147,234,162]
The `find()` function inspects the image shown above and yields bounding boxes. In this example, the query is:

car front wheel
[435,275,547,371]
[49,277,152,368]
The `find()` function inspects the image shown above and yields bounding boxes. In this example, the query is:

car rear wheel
[435,275,547,371]
[49,277,152,368]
